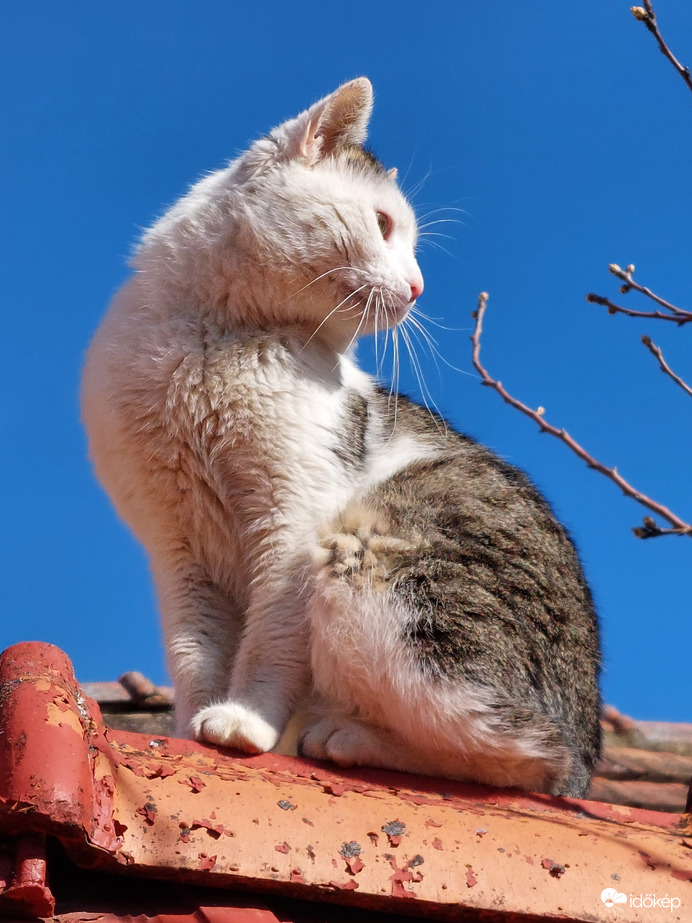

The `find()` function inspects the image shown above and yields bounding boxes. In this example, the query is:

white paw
[191,702,279,753]
[300,716,380,768]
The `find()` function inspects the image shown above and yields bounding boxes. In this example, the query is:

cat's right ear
[297,77,374,163]
[272,78,374,167]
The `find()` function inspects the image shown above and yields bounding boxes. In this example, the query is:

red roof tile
[0,642,690,922]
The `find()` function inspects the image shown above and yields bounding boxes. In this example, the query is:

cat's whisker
[276,265,370,308]
[401,315,444,390]
[407,307,449,326]
[374,299,393,383]
[398,321,446,434]
[387,325,401,440]
[418,230,458,241]
[301,283,370,350]
[405,311,441,352]
[416,204,469,221]
[380,310,393,382]
[334,289,374,367]
[407,309,474,377]
[372,293,384,375]
[417,238,456,259]
[402,165,433,202]
[417,218,463,232]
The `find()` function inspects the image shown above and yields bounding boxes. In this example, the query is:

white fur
[82,78,434,750]
[306,555,566,789]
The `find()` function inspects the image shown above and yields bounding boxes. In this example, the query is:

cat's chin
[361,302,412,334]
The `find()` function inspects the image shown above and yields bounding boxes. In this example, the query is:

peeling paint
[381,820,406,846]
[640,849,657,870]
[386,855,421,899]
[196,852,216,870]
[339,840,362,858]
[190,816,231,838]
[180,774,206,792]
[44,701,84,736]
[328,878,358,891]
[136,800,157,825]
[541,858,567,878]
[344,855,364,875]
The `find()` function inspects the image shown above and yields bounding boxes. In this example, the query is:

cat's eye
[376,210,392,240]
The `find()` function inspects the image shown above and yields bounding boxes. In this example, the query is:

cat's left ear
[278,77,374,165]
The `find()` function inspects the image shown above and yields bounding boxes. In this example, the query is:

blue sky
[2,2,691,722]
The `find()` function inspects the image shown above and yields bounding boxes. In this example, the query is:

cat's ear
[277,78,374,165]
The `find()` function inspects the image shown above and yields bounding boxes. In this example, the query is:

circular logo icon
[601,888,627,908]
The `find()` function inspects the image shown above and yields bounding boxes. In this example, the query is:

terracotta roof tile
[0,642,690,922]
[89,676,692,816]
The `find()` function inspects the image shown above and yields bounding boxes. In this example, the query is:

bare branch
[641,334,692,398]
[471,292,692,539]
[586,292,692,325]
[586,264,692,325]
[607,263,690,316]
[632,2,692,95]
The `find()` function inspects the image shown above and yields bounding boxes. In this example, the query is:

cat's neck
[136,265,365,358]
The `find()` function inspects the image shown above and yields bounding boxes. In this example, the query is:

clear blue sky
[2,2,690,721]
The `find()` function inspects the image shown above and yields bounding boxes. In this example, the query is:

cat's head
[135,78,423,351]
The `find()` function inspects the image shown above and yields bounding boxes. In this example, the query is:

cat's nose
[408,274,424,303]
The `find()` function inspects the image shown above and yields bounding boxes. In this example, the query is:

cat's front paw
[191,702,279,753]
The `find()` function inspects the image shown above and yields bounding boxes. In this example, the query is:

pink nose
[409,275,424,302]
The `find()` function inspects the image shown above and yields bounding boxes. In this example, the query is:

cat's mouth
[380,301,411,328]
[364,286,412,331]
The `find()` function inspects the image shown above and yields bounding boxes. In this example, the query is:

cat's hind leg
[306,505,574,794]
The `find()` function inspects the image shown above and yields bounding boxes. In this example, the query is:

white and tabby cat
[82,78,601,797]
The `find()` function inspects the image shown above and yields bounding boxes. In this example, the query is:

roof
[0,641,690,922]
[86,683,692,816]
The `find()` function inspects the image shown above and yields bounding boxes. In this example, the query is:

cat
[82,77,601,797]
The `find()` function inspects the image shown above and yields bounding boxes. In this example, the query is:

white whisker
[410,307,466,334]
[416,204,469,221]
[417,218,463,232]
[407,310,473,376]
[417,238,456,259]
[276,265,369,308]
[398,322,446,435]
[402,166,433,202]
[301,283,369,350]
[334,290,372,367]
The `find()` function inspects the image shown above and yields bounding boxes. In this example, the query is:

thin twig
[607,263,690,316]
[586,293,692,325]
[632,2,692,95]
[586,264,692,325]
[641,335,692,398]
[471,292,692,539]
